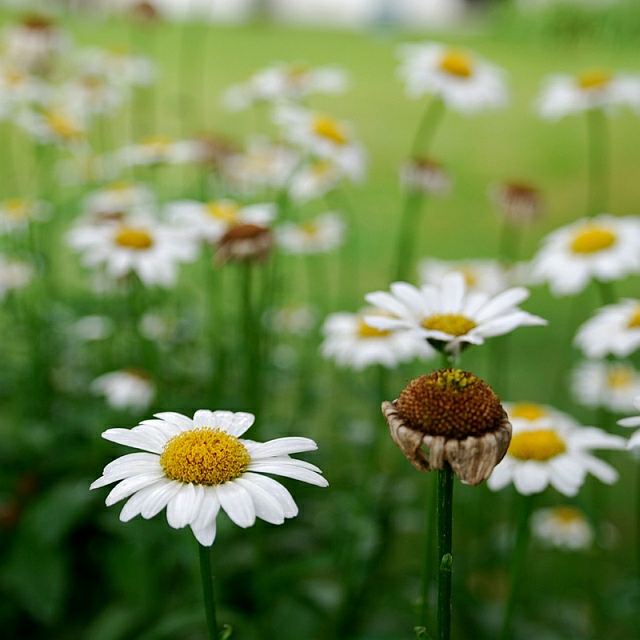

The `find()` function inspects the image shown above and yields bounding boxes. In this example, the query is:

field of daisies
[2,3,640,640]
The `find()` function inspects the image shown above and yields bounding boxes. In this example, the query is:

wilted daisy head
[91,409,328,546]
[382,368,511,485]
[399,157,451,196]
[489,180,543,226]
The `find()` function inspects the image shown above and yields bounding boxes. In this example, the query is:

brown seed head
[216,223,273,264]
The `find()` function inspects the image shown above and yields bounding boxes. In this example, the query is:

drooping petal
[241,472,298,518]
[216,481,256,528]
[166,483,202,529]
[234,477,285,525]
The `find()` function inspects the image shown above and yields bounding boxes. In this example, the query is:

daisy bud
[215,223,273,264]
[399,157,451,196]
[382,368,511,485]
[490,180,542,226]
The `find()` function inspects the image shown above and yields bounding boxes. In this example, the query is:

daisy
[364,271,546,355]
[417,258,510,297]
[571,360,640,413]
[60,68,126,117]
[90,409,328,546]
[489,180,543,226]
[396,41,508,114]
[574,299,640,359]
[0,63,50,118]
[529,215,640,297]
[222,62,348,111]
[399,157,451,196]
[530,506,594,551]
[264,304,317,336]
[617,395,640,450]
[288,159,345,204]
[0,255,33,299]
[81,182,156,221]
[18,103,87,149]
[114,136,206,169]
[321,308,435,370]
[273,104,366,182]
[0,197,51,235]
[536,68,640,121]
[80,46,156,88]
[91,369,156,413]
[276,212,346,255]
[487,407,626,496]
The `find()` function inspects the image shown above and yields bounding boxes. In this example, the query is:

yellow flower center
[5,69,25,86]
[312,116,347,145]
[509,429,566,461]
[312,160,334,176]
[509,402,547,421]
[570,226,617,254]
[159,427,251,485]
[577,68,612,91]
[140,136,172,155]
[81,74,105,89]
[358,318,391,338]
[300,220,320,237]
[551,506,584,524]
[206,201,240,223]
[439,50,474,78]
[606,365,634,389]
[627,307,640,329]
[3,198,29,219]
[423,314,477,337]
[115,227,154,250]
[45,112,82,140]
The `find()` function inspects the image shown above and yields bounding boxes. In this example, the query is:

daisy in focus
[536,68,640,121]
[276,212,346,255]
[364,271,546,355]
[90,409,328,546]
[530,506,594,551]
[487,404,626,496]
[321,308,435,370]
[396,41,508,114]
[91,368,156,413]
[530,214,640,297]
[574,299,640,359]
[571,360,640,413]
[617,395,640,450]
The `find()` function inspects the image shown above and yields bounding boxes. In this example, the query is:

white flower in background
[571,360,640,413]
[81,182,156,221]
[321,308,435,370]
[530,215,640,297]
[364,272,546,355]
[222,62,348,111]
[617,395,640,450]
[536,68,640,121]
[18,103,87,148]
[72,315,114,341]
[400,157,451,196]
[276,212,346,255]
[0,63,50,118]
[66,215,199,287]
[91,369,156,412]
[418,258,510,297]
[531,506,594,551]
[114,136,206,169]
[273,105,366,182]
[396,41,508,114]
[79,46,156,87]
[60,68,126,116]
[263,304,317,336]
[288,159,344,203]
[574,299,640,359]
[0,197,51,235]
[0,255,33,298]
[166,199,276,244]
[90,409,328,546]
[488,405,626,496]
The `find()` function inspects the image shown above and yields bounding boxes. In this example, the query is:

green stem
[411,98,446,158]
[419,476,437,632]
[595,279,616,306]
[436,463,454,640]
[199,543,219,640]
[586,108,609,217]
[636,459,640,583]
[499,494,535,640]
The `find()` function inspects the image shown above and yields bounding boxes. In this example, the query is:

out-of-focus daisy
[321,308,435,370]
[166,199,276,244]
[67,215,199,288]
[530,215,640,297]
[81,182,155,221]
[90,409,328,546]
[574,299,640,359]
[0,63,50,118]
[288,159,345,203]
[80,46,156,87]
[72,315,114,341]
[417,258,510,297]
[0,197,51,235]
[0,255,33,298]
[396,41,508,114]
[263,304,316,336]
[537,68,640,121]
[571,360,640,413]
[215,223,274,265]
[114,136,206,169]
[399,157,451,196]
[531,506,594,551]
[60,68,126,116]
[617,395,640,450]
[273,105,366,182]
[364,271,546,355]
[487,406,626,496]
[222,62,348,111]
[489,180,543,226]
[276,212,346,255]
[18,103,87,148]
[91,369,156,413]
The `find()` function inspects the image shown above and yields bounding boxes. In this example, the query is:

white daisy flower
[66,215,199,288]
[91,369,156,413]
[90,409,328,546]
[396,41,508,114]
[79,46,156,87]
[166,199,276,244]
[273,105,366,182]
[530,215,640,297]
[0,197,51,235]
[222,63,348,111]
[81,182,156,221]
[0,63,50,118]
[617,395,640,450]
[531,506,594,551]
[276,212,346,255]
[537,68,640,121]
[288,159,345,204]
[0,255,33,299]
[571,360,640,413]
[320,308,435,370]
[60,68,126,117]
[114,136,206,169]
[18,103,87,148]
[364,271,546,356]
[417,258,510,297]
[574,299,640,359]
[72,315,114,341]
[263,304,317,336]
[487,406,626,496]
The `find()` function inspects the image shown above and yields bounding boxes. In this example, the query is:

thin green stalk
[198,543,219,640]
[436,463,454,640]
[499,494,535,640]
[636,459,640,583]
[419,476,437,632]
[586,108,609,217]
[411,98,446,158]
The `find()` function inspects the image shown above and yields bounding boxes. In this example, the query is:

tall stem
[199,543,219,640]
[419,476,437,632]
[436,463,454,640]
[586,108,609,217]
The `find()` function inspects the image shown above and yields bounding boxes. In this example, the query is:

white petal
[248,460,329,486]
[242,472,298,518]
[513,462,549,495]
[248,437,318,459]
[191,486,221,530]
[166,483,201,529]
[102,426,165,454]
[105,471,166,506]
[153,411,194,431]
[140,480,183,519]
[474,287,530,322]
[234,477,285,524]
[91,453,161,489]
[216,481,256,528]
[227,412,256,437]
[191,518,218,546]
[119,479,171,522]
